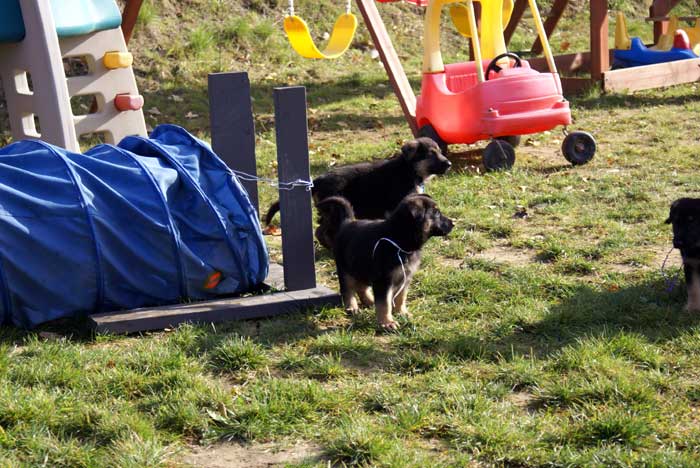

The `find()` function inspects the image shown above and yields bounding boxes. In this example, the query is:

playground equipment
[0,0,146,152]
[283,0,358,59]
[411,0,596,170]
[614,11,698,68]
[90,73,341,333]
[0,125,269,328]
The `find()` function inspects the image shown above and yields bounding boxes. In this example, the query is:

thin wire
[231,169,314,191]
[661,246,681,293]
[372,237,413,306]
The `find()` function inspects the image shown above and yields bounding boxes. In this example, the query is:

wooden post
[121,0,143,44]
[650,0,682,43]
[468,2,482,62]
[208,72,259,215]
[504,0,527,45]
[356,0,418,136]
[274,87,316,292]
[531,0,569,55]
[590,0,609,82]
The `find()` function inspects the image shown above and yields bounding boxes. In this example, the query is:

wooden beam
[121,0,143,44]
[590,0,609,80]
[274,87,317,292]
[531,0,569,55]
[504,0,528,45]
[650,0,683,43]
[208,72,260,215]
[89,286,341,333]
[527,50,615,74]
[560,77,596,95]
[603,58,700,93]
[356,0,417,136]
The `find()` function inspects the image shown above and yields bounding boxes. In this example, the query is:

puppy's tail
[263,200,280,226]
[315,196,355,248]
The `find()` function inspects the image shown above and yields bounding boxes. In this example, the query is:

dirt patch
[471,246,536,267]
[183,441,324,468]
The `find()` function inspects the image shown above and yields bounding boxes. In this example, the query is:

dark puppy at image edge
[667,198,700,312]
[317,194,454,330]
[264,138,452,247]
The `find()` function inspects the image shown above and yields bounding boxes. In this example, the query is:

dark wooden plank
[208,72,259,215]
[504,0,527,45]
[590,0,610,80]
[273,86,316,291]
[527,50,614,74]
[89,287,341,334]
[603,58,700,93]
[531,0,569,55]
[356,0,418,136]
[560,77,596,95]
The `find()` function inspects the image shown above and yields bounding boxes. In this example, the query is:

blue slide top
[0,0,122,43]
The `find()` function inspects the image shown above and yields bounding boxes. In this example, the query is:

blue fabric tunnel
[0,125,268,328]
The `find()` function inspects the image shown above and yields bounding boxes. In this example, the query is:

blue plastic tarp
[0,124,268,328]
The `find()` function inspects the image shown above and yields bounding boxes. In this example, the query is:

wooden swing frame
[118,0,700,137]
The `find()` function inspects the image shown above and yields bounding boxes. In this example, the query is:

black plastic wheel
[418,124,448,155]
[562,131,596,166]
[496,135,521,147]
[483,139,515,172]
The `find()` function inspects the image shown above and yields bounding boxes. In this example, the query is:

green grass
[3,0,700,466]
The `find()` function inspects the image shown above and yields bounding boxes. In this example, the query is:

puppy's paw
[398,306,412,318]
[360,297,375,308]
[378,320,399,332]
[345,306,360,316]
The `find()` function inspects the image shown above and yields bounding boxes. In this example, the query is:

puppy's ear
[666,200,680,224]
[401,140,420,160]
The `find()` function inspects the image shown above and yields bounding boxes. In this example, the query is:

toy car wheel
[496,135,521,147]
[418,124,448,155]
[483,140,515,172]
[562,131,596,166]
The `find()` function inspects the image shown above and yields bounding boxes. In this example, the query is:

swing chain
[288,0,295,16]
[346,0,351,14]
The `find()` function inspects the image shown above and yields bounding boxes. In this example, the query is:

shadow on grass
[571,89,700,111]
[446,275,696,361]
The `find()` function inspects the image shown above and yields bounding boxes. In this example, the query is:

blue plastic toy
[0,125,268,328]
[614,36,698,69]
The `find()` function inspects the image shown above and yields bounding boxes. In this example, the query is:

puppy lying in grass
[317,194,453,330]
[263,138,452,248]
[667,198,700,312]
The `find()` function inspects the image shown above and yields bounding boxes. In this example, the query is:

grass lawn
[3,0,700,466]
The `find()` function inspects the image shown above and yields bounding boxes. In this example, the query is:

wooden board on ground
[603,58,700,93]
[89,286,341,334]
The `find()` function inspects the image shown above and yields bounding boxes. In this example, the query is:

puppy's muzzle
[436,159,452,174]
[435,217,454,236]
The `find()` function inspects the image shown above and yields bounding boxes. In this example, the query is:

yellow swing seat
[284,13,358,59]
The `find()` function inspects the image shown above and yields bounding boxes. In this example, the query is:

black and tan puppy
[667,198,700,312]
[317,194,454,330]
[264,138,452,247]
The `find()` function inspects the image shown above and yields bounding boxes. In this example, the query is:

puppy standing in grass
[667,198,700,311]
[263,138,452,248]
[317,194,454,330]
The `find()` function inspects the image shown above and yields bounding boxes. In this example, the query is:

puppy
[263,138,451,247]
[667,198,700,312]
[317,194,454,330]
